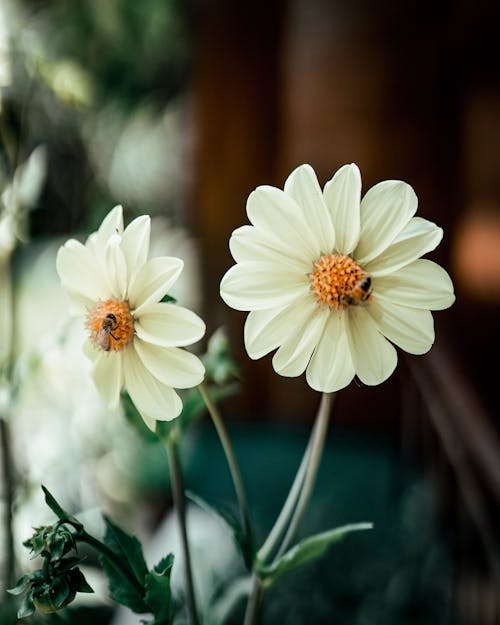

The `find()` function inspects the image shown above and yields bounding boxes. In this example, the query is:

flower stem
[198,382,253,548]
[274,392,333,558]
[243,392,334,625]
[163,434,199,625]
[0,416,16,592]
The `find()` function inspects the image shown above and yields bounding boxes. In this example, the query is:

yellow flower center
[87,299,134,352]
[309,254,372,310]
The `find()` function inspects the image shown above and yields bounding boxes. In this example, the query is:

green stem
[163,434,199,625]
[243,392,334,625]
[274,392,333,558]
[198,383,253,548]
[0,417,16,592]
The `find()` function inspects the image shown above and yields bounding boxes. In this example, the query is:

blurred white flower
[220,163,455,391]
[56,205,205,429]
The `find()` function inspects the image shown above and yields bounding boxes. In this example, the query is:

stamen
[309,254,372,310]
[87,299,134,352]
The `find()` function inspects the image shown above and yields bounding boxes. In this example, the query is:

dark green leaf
[7,575,31,596]
[41,486,83,530]
[17,593,35,619]
[257,523,373,586]
[187,491,254,569]
[144,554,175,625]
[100,516,149,613]
[68,568,94,594]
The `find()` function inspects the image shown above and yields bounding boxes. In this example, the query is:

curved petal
[365,217,443,277]
[271,305,329,377]
[374,259,455,310]
[229,225,310,269]
[129,256,183,312]
[346,306,398,385]
[284,164,335,254]
[220,261,310,311]
[306,312,355,392]
[246,185,321,260]
[56,239,110,302]
[91,351,123,409]
[123,347,182,423]
[120,215,151,280]
[86,205,124,254]
[323,163,361,255]
[105,234,128,299]
[244,294,318,359]
[367,297,435,355]
[135,302,205,347]
[355,180,417,264]
[134,338,205,388]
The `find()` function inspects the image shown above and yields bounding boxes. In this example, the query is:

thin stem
[0,417,15,592]
[274,392,333,558]
[243,392,334,625]
[198,382,253,547]
[163,435,199,625]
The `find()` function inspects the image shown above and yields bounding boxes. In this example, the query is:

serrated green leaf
[257,522,373,586]
[100,516,149,613]
[187,491,254,569]
[144,554,175,625]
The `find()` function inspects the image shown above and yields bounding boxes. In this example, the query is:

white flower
[56,205,205,429]
[220,164,455,392]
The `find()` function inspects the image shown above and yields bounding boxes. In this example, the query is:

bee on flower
[56,206,205,430]
[220,163,455,392]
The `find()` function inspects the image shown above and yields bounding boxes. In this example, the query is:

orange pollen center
[87,299,134,352]
[309,254,372,310]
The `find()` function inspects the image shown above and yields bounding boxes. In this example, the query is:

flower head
[56,206,205,429]
[220,164,455,392]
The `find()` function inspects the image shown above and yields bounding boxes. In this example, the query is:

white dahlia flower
[220,164,455,392]
[56,206,205,429]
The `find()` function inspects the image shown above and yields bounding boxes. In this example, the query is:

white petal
[91,351,123,409]
[134,338,205,388]
[105,234,128,299]
[323,163,361,255]
[306,312,355,392]
[246,185,321,260]
[229,225,310,269]
[355,180,417,264]
[284,164,335,254]
[135,302,205,347]
[120,215,151,279]
[346,306,397,385]
[129,256,183,313]
[374,259,455,310]
[365,217,443,277]
[271,304,329,377]
[56,239,110,302]
[123,347,183,423]
[86,205,124,253]
[367,297,435,355]
[220,261,309,311]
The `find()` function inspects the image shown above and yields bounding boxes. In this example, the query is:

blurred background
[1,0,500,623]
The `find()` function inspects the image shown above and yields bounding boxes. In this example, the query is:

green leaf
[256,522,373,586]
[144,554,175,625]
[7,575,31,596]
[100,516,149,613]
[17,593,35,619]
[187,491,254,570]
[41,485,83,530]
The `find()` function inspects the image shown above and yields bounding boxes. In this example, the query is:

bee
[97,313,118,351]
[339,275,372,307]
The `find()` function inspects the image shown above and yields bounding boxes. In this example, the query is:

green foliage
[256,523,373,587]
[98,516,150,613]
[143,555,175,625]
